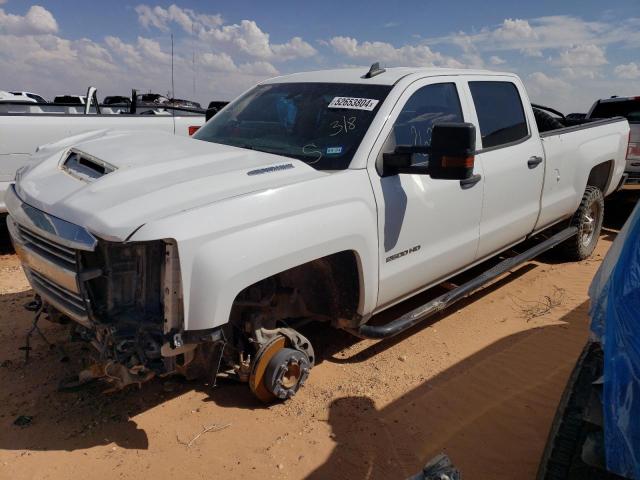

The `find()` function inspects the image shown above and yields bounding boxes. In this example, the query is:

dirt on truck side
[0,193,637,480]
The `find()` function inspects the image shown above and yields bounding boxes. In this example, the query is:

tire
[561,186,604,261]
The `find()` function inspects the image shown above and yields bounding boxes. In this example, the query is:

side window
[469,81,528,149]
[388,83,463,165]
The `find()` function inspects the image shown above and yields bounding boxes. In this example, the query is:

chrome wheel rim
[581,202,599,247]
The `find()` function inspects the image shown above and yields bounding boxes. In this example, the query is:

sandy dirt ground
[0,193,637,480]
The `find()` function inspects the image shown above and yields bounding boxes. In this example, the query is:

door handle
[528,156,543,168]
[459,174,482,189]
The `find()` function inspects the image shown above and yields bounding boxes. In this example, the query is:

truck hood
[16,130,326,241]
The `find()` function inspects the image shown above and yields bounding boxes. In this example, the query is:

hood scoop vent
[61,150,117,182]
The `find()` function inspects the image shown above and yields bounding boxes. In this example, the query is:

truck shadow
[305,301,591,480]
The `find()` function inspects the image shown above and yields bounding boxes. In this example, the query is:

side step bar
[355,226,578,339]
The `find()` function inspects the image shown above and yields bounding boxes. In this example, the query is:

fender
[131,169,380,330]
[573,121,628,199]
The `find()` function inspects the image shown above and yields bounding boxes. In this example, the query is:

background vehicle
[137,93,169,105]
[6,66,629,402]
[9,91,47,103]
[587,96,640,187]
[168,98,202,109]
[103,95,131,106]
[53,95,87,105]
[0,91,36,103]
[0,86,208,213]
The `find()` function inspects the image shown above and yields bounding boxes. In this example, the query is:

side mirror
[429,122,476,180]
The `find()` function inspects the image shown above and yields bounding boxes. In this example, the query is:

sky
[0,0,639,112]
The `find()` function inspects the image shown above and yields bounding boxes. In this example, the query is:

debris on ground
[13,415,33,427]
[177,423,231,447]
[510,286,566,320]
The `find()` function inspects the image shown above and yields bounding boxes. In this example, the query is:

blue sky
[1,0,639,111]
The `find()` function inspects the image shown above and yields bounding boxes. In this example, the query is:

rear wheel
[561,186,604,261]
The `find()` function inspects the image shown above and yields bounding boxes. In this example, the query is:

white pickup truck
[0,87,206,213]
[6,65,629,401]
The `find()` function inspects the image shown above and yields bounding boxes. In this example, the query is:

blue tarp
[589,199,640,479]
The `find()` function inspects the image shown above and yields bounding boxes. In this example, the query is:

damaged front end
[6,185,213,391]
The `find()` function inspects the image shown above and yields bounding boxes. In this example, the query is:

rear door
[465,78,545,259]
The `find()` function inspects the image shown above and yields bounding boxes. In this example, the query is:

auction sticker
[328,97,379,111]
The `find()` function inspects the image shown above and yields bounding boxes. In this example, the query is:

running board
[355,226,578,339]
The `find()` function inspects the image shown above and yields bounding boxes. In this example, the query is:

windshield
[193,82,392,170]
[590,99,640,123]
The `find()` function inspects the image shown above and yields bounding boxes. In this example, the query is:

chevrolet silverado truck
[6,65,630,401]
[586,95,640,188]
[0,87,207,213]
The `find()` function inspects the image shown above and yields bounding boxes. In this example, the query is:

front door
[368,79,484,309]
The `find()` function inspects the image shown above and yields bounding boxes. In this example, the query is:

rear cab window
[469,81,529,149]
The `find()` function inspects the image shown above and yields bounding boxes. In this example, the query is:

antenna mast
[171,33,175,100]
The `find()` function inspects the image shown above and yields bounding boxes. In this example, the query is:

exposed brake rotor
[249,335,287,403]
[248,333,312,402]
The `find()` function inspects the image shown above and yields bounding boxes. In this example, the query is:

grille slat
[30,270,86,308]
[29,270,89,322]
[18,226,77,265]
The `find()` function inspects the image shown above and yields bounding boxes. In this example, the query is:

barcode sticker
[328,97,379,111]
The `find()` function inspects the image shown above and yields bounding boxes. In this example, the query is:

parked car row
[0,86,224,213]
[2,89,204,110]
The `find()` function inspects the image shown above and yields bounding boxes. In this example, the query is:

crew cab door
[368,78,484,309]
[464,78,545,259]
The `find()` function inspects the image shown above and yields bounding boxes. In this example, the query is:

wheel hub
[581,202,599,246]
[264,348,310,400]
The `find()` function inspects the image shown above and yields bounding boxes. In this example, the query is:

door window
[387,83,463,165]
[469,81,528,149]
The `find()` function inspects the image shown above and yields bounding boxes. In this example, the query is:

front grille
[11,222,91,324]
[17,225,77,266]
[29,269,88,321]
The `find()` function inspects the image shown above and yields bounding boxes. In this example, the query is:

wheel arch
[586,160,614,194]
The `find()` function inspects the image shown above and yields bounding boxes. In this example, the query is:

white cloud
[489,55,506,65]
[528,71,570,91]
[614,62,640,80]
[0,5,58,35]
[520,47,543,58]
[199,51,279,76]
[329,36,446,66]
[200,51,237,72]
[135,4,223,34]
[105,36,142,65]
[493,18,538,41]
[427,15,640,54]
[552,44,607,67]
[136,36,171,63]
[272,36,316,61]
[525,72,576,111]
[238,61,278,76]
[136,6,316,62]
